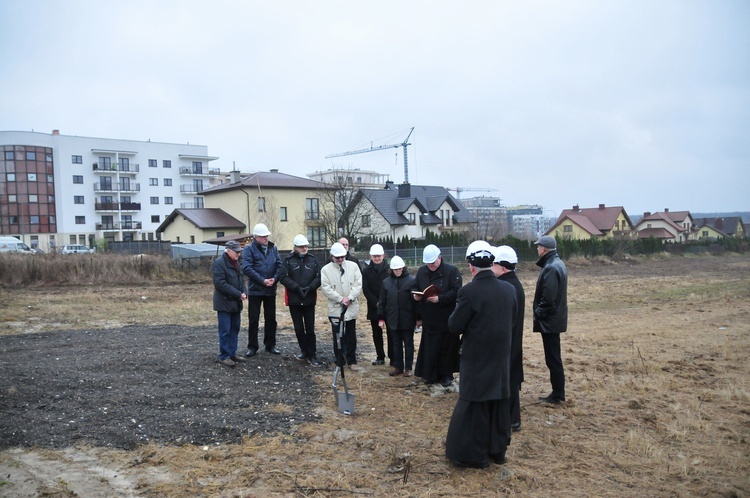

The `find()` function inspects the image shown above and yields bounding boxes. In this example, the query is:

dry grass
[1,253,749,497]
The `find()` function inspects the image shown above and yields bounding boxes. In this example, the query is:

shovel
[329,306,355,415]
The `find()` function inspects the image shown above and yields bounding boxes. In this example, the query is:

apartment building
[0,130,219,250]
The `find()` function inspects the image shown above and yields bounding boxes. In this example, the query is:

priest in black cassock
[445,240,518,468]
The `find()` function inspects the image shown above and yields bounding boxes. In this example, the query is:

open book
[411,284,441,298]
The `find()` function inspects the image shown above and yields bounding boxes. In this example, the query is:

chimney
[398,182,411,198]
[52,129,60,135]
[644,212,651,217]
[716,218,724,230]
[573,204,580,211]
[599,203,605,209]
[385,180,395,190]
[664,208,669,212]
[270,168,279,173]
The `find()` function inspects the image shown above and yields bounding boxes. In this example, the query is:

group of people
[211,225,568,469]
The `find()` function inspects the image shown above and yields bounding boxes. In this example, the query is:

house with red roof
[635,208,692,242]
[546,204,635,240]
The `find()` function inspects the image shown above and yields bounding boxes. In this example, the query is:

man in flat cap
[212,241,248,367]
[533,235,568,404]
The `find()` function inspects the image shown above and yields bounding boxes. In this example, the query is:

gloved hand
[299,286,309,298]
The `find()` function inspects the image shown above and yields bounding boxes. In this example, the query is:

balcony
[180,202,205,209]
[92,163,139,174]
[96,221,142,231]
[118,164,139,174]
[179,166,220,177]
[93,183,141,193]
[95,202,141,212]
[180,184,204,193]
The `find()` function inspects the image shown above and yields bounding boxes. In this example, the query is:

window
[74,196,84,204]
[49,215,55,224]
[151,215,160,223]
[258,197,266,212]
[70,235,77,244]
[72,155,82,164]
[280,207,287,222]
[73,175,83,184]
[46,153,52,162]
[563,225,573,233]
[149,178,158,186]
[99,156,112,169]
[306,198,319,220]
[28,173,37,182]
[26,151,36,160]
[702,230,708,237]
[165,197,173,205]
[192,161,202,174]
[6,173,15,181]
[216,232,225,238]
[48,195,55,203]
[164,178,172,186]
[408,213,416,225]
[150,197,159,204]
[149,159,157,168]
[8,194,16,202]
[29,194,38,203]
[163,160,171,168]
[75,216,85,224]
[47,174,53,183]
[362,214,371,227]
[30,215,39,224]
[10,216,18,224]
[5,151,14,160]
[307,226,326,248]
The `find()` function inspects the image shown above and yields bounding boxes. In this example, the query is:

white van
[0,236,35,254]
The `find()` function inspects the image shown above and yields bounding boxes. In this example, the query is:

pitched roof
[635,212,685,233]
[662,210,693,224]
[202,170,326,194]
[357,183,476,226]
[637,227,676,240]
[156,208,245,232]
[693,217,744,237]
[549,214,603,236]
[557,204,633,233]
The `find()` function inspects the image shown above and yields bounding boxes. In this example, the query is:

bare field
[1,253,749,497]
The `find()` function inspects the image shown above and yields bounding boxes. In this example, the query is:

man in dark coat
[533,235,568,404]
[280,234,322,366]
[242,223,282,357]
[446,240,517,468]
[492,245,525,431]
[212,241,248,367]
[362,243,392,365]
[413,244,462,387]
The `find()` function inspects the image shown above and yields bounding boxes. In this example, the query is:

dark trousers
[247,294,277,351]
[369,319,393,360]
[390,328,414,371]
[541,332,565,400]
[332,319,357,366]
[509,384,521,425]
[290,304,316,356]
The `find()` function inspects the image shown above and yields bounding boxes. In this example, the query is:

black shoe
[231,356,247,363]
[539,395,564,405]
[491,453,507,465]
[266,347,281,355]
[451,459,490,469]
[294,353,307,361]
[440,377,454,387]
[308,356,322,367]
[511,422,521,432]
[245,348,257,358]
[372,358,385,366]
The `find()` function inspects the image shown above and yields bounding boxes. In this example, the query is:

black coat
[448,270,517,401]
[362,260,389,320]
[212,253,247,313]
[533,250,568,334]
[377,269,417,330]
[499,271,525,386]
[413,261,462,333]
[279,251,321,306]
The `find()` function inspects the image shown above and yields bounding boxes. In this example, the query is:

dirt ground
[1,253,749,497]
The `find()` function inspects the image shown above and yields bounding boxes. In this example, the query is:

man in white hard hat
[413,244,462,387]
[446,240,517,468]
[280,234,322,366]
[491,245,525,432]
[533,235,568,404]
[362,243,392,366]
[242,223,282,357]
[321,242,363,370]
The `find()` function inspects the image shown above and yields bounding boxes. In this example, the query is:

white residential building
[0,130,219,250]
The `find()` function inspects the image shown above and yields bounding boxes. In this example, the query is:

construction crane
[447,187,499,199]
[326,127,415,183]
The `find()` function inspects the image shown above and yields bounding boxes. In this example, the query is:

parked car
[0,236,35,254]
[60,244,95,254]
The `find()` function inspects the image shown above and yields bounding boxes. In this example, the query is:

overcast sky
[1,0,748,218]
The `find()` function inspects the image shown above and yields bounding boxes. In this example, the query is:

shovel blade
[336,391,355,415]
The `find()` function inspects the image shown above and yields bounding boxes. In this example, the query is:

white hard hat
[390,255,405,269]
[422,244,441,264]
[252,223,270,237]
[293,234,309,247]
[493,245,518,264]
[330,242,347,257]
[466,240,494,267]
[369,243,384,256]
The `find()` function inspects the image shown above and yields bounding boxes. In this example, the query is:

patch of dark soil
[0,325,326,450]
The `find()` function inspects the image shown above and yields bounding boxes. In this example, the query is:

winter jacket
[362,260,389,320]
[212,253,247,313]
[533,249,568,334]
[320,260,362,321]
[412,260,462,333]
[241,240,282,296]
[377,269,418,331]
[279,250,321,306]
